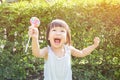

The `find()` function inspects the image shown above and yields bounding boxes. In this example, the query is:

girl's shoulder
[40,46,48,59]
[69,45,77,53]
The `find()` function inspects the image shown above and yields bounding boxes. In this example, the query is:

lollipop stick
[25,37,31,53]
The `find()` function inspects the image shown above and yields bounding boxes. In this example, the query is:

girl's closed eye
[61,30,65,32]
[61,30,66,33]
[52,29,56,31]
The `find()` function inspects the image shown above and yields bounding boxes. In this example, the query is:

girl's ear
[48,36,50,40]
[66,33,71,45]
[48,34,50,40]
[65,36,68,44]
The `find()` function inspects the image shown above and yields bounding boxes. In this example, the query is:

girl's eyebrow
[52,29,55,31]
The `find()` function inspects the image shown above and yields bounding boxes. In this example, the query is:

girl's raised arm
[71,37,100,57]
[29,26,48,58]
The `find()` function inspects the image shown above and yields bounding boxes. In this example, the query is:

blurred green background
[0,0,120,80]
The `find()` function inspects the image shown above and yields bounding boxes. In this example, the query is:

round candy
[30,17,40,27]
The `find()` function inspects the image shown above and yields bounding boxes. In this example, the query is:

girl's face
[48,26,67,48]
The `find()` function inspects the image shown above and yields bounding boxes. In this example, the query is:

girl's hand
[93,37,100,47]
[28,26,39,39]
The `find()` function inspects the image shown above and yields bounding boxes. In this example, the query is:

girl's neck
[51,46,65,58]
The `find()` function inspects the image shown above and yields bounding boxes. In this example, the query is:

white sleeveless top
[44,45,72,80]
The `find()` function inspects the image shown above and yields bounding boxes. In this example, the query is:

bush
[0,0,120,80]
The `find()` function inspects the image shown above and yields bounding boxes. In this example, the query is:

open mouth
[54,38,61,44]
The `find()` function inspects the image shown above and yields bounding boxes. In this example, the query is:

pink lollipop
[30,17,40,27]
[25,17,40,53]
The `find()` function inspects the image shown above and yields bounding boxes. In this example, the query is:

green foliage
[0,0,120,80]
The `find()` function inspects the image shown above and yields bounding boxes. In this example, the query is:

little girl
[28,19,100,80]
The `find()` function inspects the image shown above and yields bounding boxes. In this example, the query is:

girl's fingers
[95,37,100,41]
[28,26,39,37]
[94,37,100,43]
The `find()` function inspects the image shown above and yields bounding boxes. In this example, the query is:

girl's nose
[56,31,61,35]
